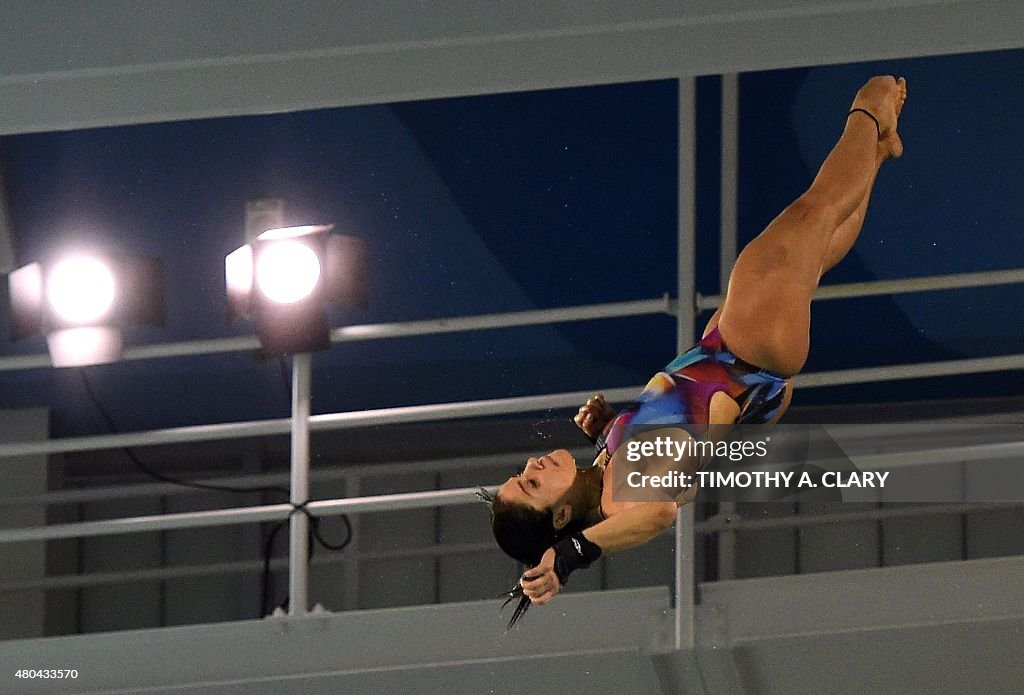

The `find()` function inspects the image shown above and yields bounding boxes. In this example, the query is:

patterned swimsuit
[602,327,789,457]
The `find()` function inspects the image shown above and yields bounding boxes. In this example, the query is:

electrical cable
[76,366,352,617]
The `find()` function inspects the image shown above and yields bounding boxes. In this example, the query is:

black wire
[261,520,287,616]
[277,356,293,404]
[78,369,290,499]
[262,511,354,615]
[310,514,353,551]
[77,367,354,617]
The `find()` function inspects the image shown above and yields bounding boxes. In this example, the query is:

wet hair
[489,491,561,567]
[477,487,584,629]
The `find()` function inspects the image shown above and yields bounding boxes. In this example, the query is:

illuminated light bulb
[255,241,321,304]
[47,256,117,323]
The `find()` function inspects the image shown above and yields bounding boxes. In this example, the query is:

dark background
[1,51,1022,438]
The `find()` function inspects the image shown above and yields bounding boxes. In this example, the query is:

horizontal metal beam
[2,269,1019,373]
[5,350,1024,459]
[793,352,1024,389]
[330,296,673,341]
[0,388,638,459]
[8,498,1024,591]
[0,486,495,545]
[2,417,1012,509]
[2,437,1021,545]
[0,297,672,373]
[851,440,1023,471]
[0,449,570,509]
[698,500,1024,534]
[0,541,498,593]
[697,268,1024,311]
[9,497,1024,591]
[0,417,293,458]
[2,1,1022,135]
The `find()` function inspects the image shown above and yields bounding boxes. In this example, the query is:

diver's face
[497,449,577,512]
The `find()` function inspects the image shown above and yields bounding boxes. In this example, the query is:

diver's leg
[715,76,906,376]
[704,131,894,338]
[818,115,906,277]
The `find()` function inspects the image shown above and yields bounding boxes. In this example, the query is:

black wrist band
[552,532,602,585]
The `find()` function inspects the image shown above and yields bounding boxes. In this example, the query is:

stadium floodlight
[7,252,164,367]
[47,256,118,323]
[225,225,367,355]
[255,239,322,304]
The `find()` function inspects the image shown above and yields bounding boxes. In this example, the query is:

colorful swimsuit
[602,327,789,457]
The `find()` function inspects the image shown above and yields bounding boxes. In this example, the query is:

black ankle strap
[848,108,880,138]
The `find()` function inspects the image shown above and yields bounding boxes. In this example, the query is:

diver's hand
[520,548,561,605]
[574,393,616,441]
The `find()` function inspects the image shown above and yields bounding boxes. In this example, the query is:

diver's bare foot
[852,75,907,160]
[879,77,906,160]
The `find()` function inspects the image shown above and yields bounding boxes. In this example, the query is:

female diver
[483,75,908,626]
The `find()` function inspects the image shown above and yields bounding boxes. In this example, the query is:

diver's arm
[574,393,617,441]
[519,501,676,605]
[580,500,677,553]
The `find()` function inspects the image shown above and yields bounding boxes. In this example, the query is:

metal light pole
[288,352,313,616]
[674,76,698,651]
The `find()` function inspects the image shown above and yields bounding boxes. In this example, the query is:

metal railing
[4,435,1022,544]
[0,296,674,373]
[1,439,1022,595]
[0,275,1022,628]
[699,267,1024,310]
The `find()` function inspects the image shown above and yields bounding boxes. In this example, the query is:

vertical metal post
[0,163,16,275]
[288,352,313,616]
[341,475,361,610]
[718,73,740,582]
[675,76,698,651]
[717,502,737,580]
[719,73,739,294]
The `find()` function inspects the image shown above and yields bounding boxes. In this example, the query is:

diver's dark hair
[477,486,583,630]
[491,492,559,566]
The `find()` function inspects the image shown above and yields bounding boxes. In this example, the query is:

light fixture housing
[7,253,164,367]
[225,225,367,355]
